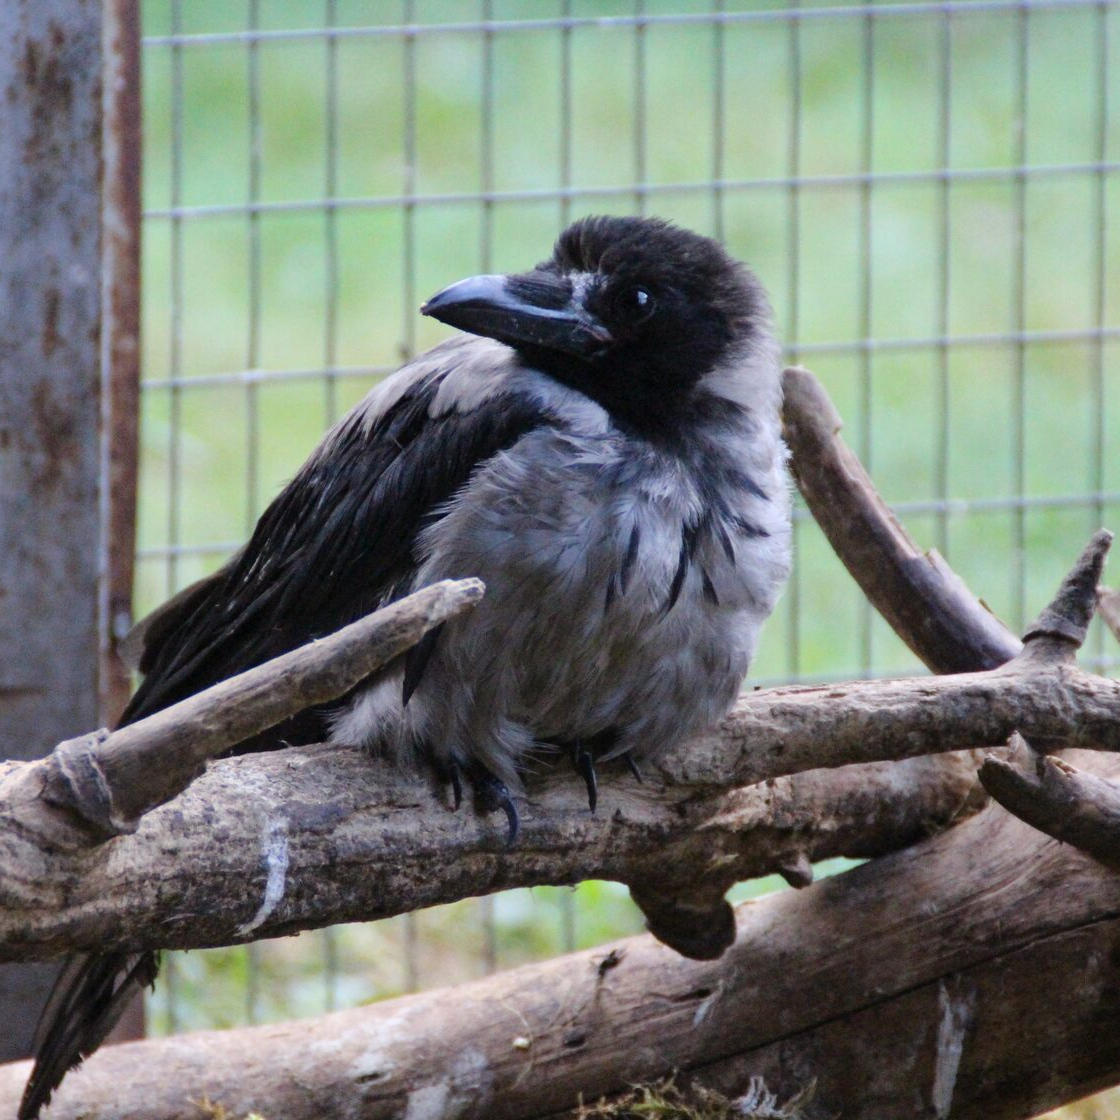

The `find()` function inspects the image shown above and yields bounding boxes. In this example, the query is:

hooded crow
[20,215,790,1119]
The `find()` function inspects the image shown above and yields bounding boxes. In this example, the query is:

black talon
[448,760,463,811]
[473,770,520,846]
[622,752,643,784]
[571,742,598,813]
[497,788,520,845]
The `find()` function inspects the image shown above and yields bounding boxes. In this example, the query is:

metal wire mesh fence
[135,0,1117,1041]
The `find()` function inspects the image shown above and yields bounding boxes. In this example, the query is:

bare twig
[1023,529,1111,648]
[980,739,1120,867]
[0,578,483,845]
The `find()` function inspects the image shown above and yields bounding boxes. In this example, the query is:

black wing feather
[21,346,553,1120]
[402,621,445,706]
[19,951,158,1120]
[120,356,551,728]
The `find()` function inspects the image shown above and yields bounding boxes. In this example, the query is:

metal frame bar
[0,0,143,1058]
[140,0,1114,48]
[141,161,1120,221]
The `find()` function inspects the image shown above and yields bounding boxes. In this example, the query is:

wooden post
[0,0,141,1059]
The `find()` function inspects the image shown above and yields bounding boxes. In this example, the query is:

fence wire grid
[135,0,1118,1042]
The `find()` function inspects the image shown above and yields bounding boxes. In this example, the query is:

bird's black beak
[421,271,612,359]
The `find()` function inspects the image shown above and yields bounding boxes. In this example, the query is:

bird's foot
[569,741,598,813]
[471,768,520,846]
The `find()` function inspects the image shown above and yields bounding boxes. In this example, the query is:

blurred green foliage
[138,2,1119,1111]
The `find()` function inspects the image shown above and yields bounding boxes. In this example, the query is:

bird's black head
[421,215,771,437]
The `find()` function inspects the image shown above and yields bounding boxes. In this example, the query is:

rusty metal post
[0,0,142,1059]
[100,0,142,730]
[99,0,145,1046]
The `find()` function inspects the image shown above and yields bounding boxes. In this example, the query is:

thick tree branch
[3,757,1118,1120]
[0,744,980,961]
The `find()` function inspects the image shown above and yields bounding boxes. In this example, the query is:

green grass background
[136,1,1119,1113]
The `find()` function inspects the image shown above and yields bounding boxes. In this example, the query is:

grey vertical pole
[0,0,141,1059]
[99,0,144,1047]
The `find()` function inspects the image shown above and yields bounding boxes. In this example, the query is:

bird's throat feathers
[522,333,781,452]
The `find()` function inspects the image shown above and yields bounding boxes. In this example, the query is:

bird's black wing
[18,341,555,1120]
[121,339,554,728]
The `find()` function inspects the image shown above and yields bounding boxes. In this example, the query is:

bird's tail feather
[19,950,159,1120]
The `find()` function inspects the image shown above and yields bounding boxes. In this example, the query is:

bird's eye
[615,286,656,323]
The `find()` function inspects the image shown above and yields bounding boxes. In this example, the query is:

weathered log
[2,755,1116,1120]
[0,744,980,962]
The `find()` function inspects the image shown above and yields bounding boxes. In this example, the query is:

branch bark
[2,756,1117,1120]
[0,742,983,961]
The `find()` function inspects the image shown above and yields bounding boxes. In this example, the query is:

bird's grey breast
[407,374,790,769]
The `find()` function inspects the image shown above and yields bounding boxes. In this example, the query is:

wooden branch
[0,578,483,846]
[782,366,1021,674]
[658,636,1120,788]
[1,385,1115,961]
[0,745,980,963]
[981,738,1120,868]
[1,567,1112,963]
[3,757,1117,1120]
[786,367,1120,873]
